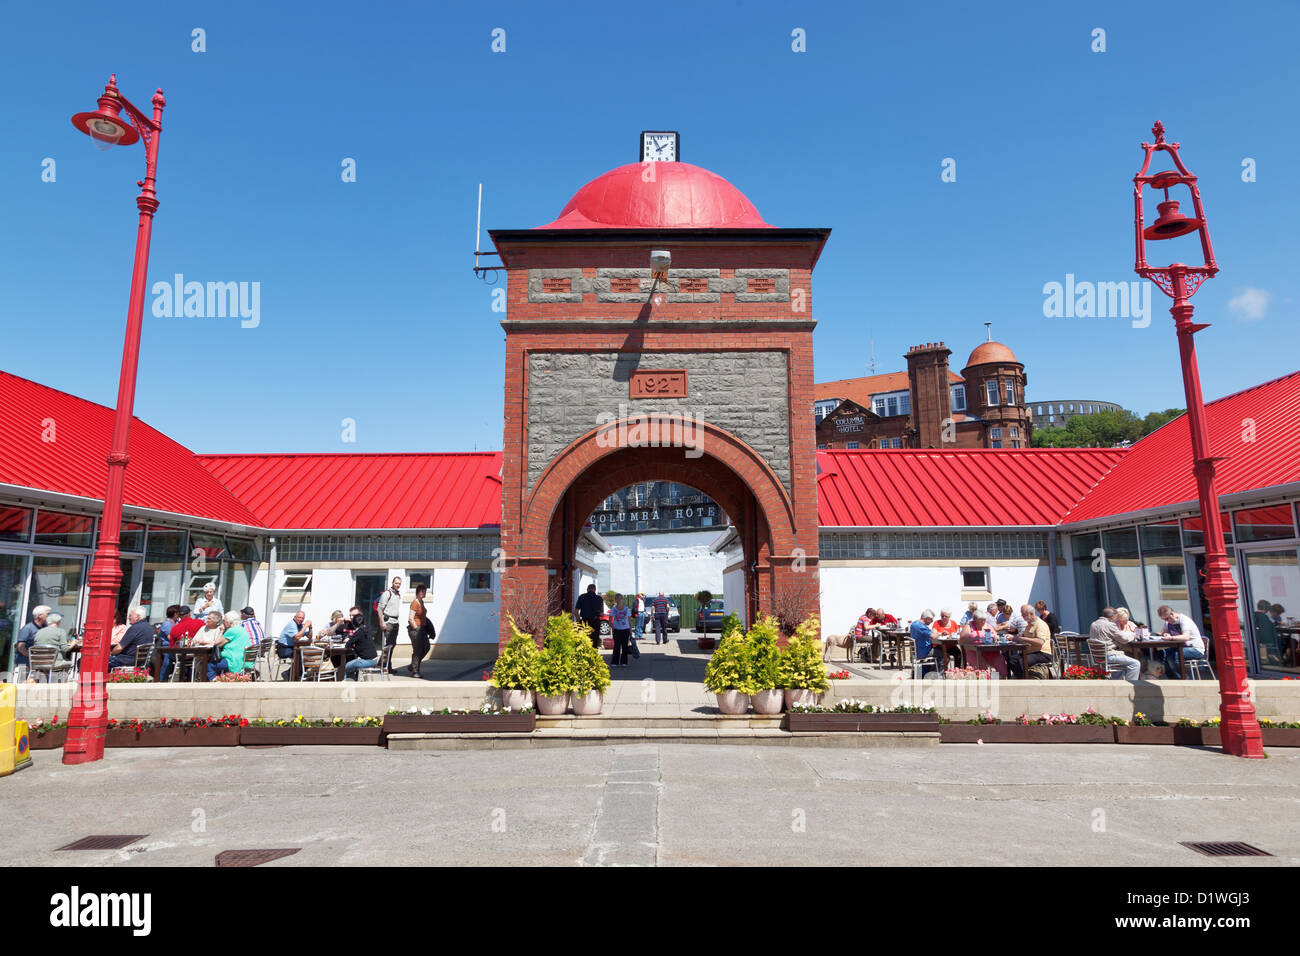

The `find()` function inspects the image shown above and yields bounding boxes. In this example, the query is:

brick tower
[905,342,953,448]
[489,155,830,643]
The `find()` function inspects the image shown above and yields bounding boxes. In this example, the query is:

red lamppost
[1133,121,1263,759]
[63,76,165,765]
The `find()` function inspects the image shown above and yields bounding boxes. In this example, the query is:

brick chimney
[905,342,953,448]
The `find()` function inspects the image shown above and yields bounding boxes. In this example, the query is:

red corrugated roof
[197,453,503,530]
[0,371,261,527]
[1062,370,1300,524]
[817,448,1126,527]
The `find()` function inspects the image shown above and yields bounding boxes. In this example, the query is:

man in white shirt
[1157,605,1207,679]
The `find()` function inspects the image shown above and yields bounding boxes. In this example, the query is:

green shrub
[778,615,829,692]
[572,631,612,695]
[603,590,618,611]
[489,620,540,691]
[703,630,755,694]
[746,615,783,691]
[720,612,743,639]
[535,616,583,697]
[695,590,714,606]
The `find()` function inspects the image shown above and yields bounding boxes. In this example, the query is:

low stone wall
[13,682,493,722]
[827,678,1300,723]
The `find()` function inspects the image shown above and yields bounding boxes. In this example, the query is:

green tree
[1141,408,1184,435]
[1032,407,1184,448]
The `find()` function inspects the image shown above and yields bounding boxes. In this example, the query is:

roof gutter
[0,483,264,536]
[1057,481,1300,533]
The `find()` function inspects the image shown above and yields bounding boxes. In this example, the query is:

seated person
[1157,604,1207,680]
[159,604,181,641]
[1010,604,1053,679]
[1034,600,1062,636]
[931,607,962,667]
[341,610,379,680]
[909,610,937,674]
[317,609,347,638]
[108,606,155,670]
[852,608,880,640]
[194,611,226,646]
[29,612,80,679]
[208,611,253,680]
[959,602,979,625]
[160,606,202,680]
[277,611,312,661]
[993,599,1024,635]
[14,604,51,670]
[869,608,898,627]
[960,610,1007,678]
[1089,607,1140,680]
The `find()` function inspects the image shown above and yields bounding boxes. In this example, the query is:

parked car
[695,599,727,633]
[597,600,681,635]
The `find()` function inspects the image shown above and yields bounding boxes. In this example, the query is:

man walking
[376,576,403,672]
[652,591,670,645]
[574,584,604,649]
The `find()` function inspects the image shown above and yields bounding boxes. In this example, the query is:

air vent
[215,848,301,867]
[1179,841,1272,857]
[58,835,147,851]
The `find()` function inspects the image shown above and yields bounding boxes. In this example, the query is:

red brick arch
[520,419,797,557]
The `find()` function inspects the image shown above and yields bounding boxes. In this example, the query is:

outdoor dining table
[962,639,1027,678]
[930,634,964,670]
[1129,638,1185,678]
[874,628,913,669]
[150,643,214,682]
[290,641,348,681]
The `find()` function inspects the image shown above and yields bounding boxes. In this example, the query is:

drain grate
[58,835,147,851]
[1180,841,1272,858]
[215,848,301,867]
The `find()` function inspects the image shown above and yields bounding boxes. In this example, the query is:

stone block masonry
[527,350,791,492]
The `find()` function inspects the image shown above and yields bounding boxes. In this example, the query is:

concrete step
[536,714,785,730]
[386,730,939,751]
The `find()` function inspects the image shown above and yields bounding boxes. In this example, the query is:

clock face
[641,131,678,162]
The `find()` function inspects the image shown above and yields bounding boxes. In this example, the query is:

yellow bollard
[0,684,16,776]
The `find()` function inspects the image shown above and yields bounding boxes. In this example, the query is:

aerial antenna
[472,182,504,282]
[984,321,992,342]
[865,339,878,375]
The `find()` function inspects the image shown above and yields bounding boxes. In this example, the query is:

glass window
[146,527,187,558]
[1233,505,1295,542]
[1,553,29,670]
[952,386,966,412]
[1102,528,1146,623]
[961,567,989,589]
[28,555,85,634]
[1005,380,1015,405]
[222,562,253,617]
[898,393,911,415]
[141,559,183,623]
[1072,532,1105,626]
[1243,550,1300,673]
[846,441,860,449]
[0,505,33,543]
[1010,426,1019,438]
[986,380,999,406]
[279,572,313,605]
[873,398,886,415]
[34,511,94,548]
[991,441,1003,448]
[1182,513,1233,549]
[119,521,145,553]
[465,570,493,594]
[226,537,259,561]
[990,427,1002,440]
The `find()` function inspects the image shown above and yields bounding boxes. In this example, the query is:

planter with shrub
[778,616,829,709]
[242,717,384,746]
[703,630,754,714]
[489,622,540,711]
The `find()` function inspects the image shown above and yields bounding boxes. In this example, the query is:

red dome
[965,341,1020,367]
[537,162,772,229]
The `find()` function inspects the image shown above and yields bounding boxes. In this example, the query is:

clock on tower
[640,130,679,162]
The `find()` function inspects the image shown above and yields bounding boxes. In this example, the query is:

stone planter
[1200,726,1300,748]
[536,693,570,716]
[938,724,1115,744]
[571,690,604,716]
[106,726,242,747]
[30,727,67,750]
[788,712,940,733]
[602,638,615,650]
[500,688,535,711]
[697,637,717,651]
[750,689,785,715]
[240,726,383,746]
[784,688,818,709]
[1114,725,1208,745]
[715,690,751,715]
[382,713,536,734]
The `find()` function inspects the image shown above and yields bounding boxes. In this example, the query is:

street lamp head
[71,74,140,149]
[1132,120,1217,289]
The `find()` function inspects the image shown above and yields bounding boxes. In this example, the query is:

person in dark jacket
[342,611,379,679]
[574,584,605,649]
[1033,600,1062,636]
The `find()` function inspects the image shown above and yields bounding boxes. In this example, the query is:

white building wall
[722,565,746,627]
[818,562,1056,637]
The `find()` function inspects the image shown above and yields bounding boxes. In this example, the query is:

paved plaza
[4,741,1297,867]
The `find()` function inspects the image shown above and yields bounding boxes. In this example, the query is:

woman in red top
[931,607,961,668]
[960,610,1007,678]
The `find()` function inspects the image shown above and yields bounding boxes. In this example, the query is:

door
[354,574,387,635]
[28,554,86,636]
[0,553,30,672]
[1241,548,1300,674]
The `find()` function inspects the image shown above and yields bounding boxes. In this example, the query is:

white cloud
[1227,286,1271,322]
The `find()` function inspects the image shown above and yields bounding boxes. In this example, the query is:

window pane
[34,511,94,548]
[1233,505,1295,542]
[1243,550,1300,672]
[1102,529,1145,622]
[141,560,183,623]
[1182,513,1232,549]
[226,537,259,561]
[119,521,145,553]
[28,556,84,634]
[1140,522,1182,555]
[0,506,33,543]
[1072,533,1105,625]
[146,527,187,559]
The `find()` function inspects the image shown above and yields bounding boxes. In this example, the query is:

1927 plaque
[630,369,687,398]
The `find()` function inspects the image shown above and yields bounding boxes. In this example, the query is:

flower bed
[1064,664,1108,679]
[944,666,997,680]
[106,668,152,683]
[105,715,246,747]
[940,707,1120,743]
[241,717,384,746]
[382,707,536,735]
[787,702,939,733]
[28,716,66,750]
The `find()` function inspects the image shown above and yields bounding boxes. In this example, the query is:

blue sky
[2,0,1296,455]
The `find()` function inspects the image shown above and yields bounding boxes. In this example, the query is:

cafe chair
[1186,657,1215,680]
[1056,631,1081,668]
[1086,638,1129,678]
[133,644,154,669]
[27,645,74,683]
[242,645,260,679]
[358,644,393,682]
[299,645,337,682]
[253,637,275,681]
[912,648,938,680]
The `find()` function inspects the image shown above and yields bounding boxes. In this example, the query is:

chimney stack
[905,342,953,448]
